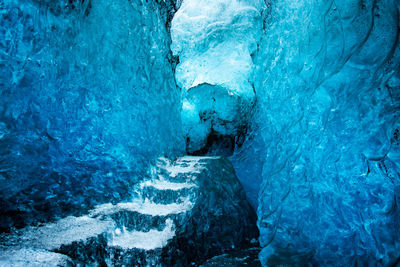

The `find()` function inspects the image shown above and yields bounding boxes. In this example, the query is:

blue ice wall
[0,0,184,230]
[238,0,400,265]
[2,0,400,264]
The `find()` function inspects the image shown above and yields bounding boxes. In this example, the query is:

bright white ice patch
[140,178,196,191]
[0,156,218,263]
[0,248,72,267]
[109,219,176,250]
[171,0,264,151]
[171,0,264,93]
[158,156,212,178]
[92,198,193,217]
[18,216,115,250]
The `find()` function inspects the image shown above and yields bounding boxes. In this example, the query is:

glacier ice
[109,218,176,250]
[1,0,400,265]
[171,0,264,92]
[181,83,254,154]
[233,0,400,265]
[0,248,74,266]
[0,0,184,231]
[0,156,257,266]
[171,0,264,154]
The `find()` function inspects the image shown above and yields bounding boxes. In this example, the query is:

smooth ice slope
[234,0,400,265]
[171,0,265,153]
[0,0,184,230]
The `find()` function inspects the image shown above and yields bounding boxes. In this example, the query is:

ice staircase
[0,156,214,266]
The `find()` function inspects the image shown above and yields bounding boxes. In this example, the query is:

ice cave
[0,0,399,266]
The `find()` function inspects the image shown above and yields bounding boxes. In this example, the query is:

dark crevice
[187,126,248,157]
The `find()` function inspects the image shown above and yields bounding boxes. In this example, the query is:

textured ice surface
[140,178,196,191]
[92,198,193,217]
[3,0,400,265]
[182,83,254,153]
[0,248,73,267]
[10,215,115,250]
[158,155,210,177]
[109,219,175,250]
[201,247,261,267]
[0,156,257,265]
[171,0,264,92]
[171,0,264,153]
[231,0,400,265]
[0,0,184,230]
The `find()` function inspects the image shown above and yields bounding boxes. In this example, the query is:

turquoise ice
[1,0,399,265]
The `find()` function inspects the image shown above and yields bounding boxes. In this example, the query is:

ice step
[0,247,74,267]
[105,210,171,232]
[138,177,196,204]
[156,156,218,179]
[108,218,175,250]
[55,218,176,260]
[4,215,115,251]
[0,155,257,266]
[54,220,176,266]
[140,177,197,191]
[0,197,191,260]
[139,186,192,205]
[90,198,193,218]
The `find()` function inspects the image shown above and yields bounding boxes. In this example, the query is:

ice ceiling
[1,0,400,265]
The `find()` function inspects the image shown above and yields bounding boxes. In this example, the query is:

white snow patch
[0,248,72,267]
[140,177,196,191]
[158,156,218,178]
[164,164,202,178]
[19,216,115,250]
[178,156,220,161]
[109,219,175,250]
[92,198,193,217]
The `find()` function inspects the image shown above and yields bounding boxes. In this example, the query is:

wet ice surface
[157,156,211,177]
[239,0,400,265]
[91,198,193,217]
[172,0,400,265]
[0,156,257,266]
[171,0,264,153]
[2,0,400,265]
[171,0,263,93]
[0,248,74,267]
[201,247,261,267]
[0,0,184,231]
[140,178,197,191]
[109,219,175,250]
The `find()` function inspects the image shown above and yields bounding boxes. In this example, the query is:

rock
[0,156,257,266]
